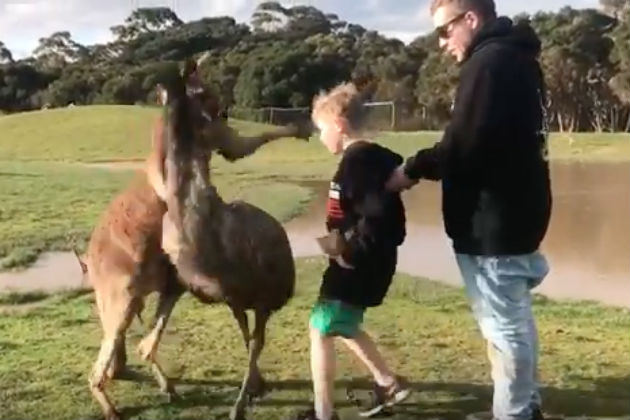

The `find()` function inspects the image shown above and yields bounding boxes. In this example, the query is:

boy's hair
[430,0,496,21]
[311,82,367,131]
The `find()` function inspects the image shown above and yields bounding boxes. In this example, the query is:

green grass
[1,106,628,165]
[0,105,627,268]
[0,107,628,419]
[547,132,630,162]
[0,161,133,268]
[0,258,628,420]
[0,105,287,162]
[0,161,312,269]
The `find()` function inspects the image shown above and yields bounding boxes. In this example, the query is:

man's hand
[386,165,418,191]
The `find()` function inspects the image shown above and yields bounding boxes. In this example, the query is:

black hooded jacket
[404,17,552,255]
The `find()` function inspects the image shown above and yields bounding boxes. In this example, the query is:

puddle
[0,252,85,293]
[2,162,628,308]
[286,162,630,308]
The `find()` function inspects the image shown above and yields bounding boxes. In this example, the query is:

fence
[228,101,397,130]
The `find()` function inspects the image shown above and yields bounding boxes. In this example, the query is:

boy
[297,82,411,420]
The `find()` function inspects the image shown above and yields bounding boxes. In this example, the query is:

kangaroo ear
[181,58,198,80]
[156,84,168,105]
[181,58,203,96]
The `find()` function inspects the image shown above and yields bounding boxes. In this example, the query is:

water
[285,162,630,307]
[2,162,627,307]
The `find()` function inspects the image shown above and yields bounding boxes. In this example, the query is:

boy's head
[430,0,496,62]
[311,82,366,154]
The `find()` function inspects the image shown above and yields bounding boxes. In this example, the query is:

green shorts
[309,299,365,338]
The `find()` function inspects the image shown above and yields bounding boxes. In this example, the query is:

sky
[0,0,601,59]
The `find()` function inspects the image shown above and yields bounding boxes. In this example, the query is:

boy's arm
[337,148,402,267]
[206,120,312,161]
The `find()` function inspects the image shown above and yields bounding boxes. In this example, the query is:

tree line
[0,0,628,132]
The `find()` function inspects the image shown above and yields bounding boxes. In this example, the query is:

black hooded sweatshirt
[404,17,552,256]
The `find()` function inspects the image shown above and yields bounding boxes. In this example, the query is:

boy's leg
[456,252,548,420]
[341,330,395,387]
[342,328,412,417]
[310,326,336,420]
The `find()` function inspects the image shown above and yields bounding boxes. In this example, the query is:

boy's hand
[316,229,346,256]
[335,255,354,270]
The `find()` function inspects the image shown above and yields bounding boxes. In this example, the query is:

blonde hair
[430,0,496,19]
[311,82,367,131]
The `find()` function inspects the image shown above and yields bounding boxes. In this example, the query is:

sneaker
[358,376,412,418]
[295,407,340,420]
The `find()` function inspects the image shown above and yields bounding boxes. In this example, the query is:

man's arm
[403,62,500,181]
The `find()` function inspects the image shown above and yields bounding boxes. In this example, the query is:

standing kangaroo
[156,63,298,420]
[80,60,310,420]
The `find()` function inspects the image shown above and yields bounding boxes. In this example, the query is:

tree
[250,2,332,38]
[44,66,107,106]
[0,2,624,131]
[0,63,53,111]
[111,7,182,42]
[531,7,620,131]
[600,0,628,19]
[32,31,87,71]
[606,2,630,129]
[233,41,349,109]
[0,41,13,65]
[414,42,459,130]
[251,2,286,33]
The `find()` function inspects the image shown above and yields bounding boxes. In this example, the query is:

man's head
[311,82,366,155]
[430,0,496,62]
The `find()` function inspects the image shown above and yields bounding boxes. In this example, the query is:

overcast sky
[0,0,600,58]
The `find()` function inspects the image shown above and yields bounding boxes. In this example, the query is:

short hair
[311,82,367,131]
[430,0,497,21]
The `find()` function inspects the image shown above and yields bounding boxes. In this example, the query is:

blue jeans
[456,252,549,420]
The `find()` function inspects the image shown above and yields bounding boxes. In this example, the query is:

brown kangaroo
[157,64,298,420]
[79,60,310,420]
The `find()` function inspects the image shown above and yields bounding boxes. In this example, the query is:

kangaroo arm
[146,117,168,201]
[211,123,297,161]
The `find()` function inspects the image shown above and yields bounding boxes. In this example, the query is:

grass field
[0,105,628,268]
[0,107,628,420]
[0,258,628,420]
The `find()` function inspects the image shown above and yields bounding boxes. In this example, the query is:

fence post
[391,101,396,130]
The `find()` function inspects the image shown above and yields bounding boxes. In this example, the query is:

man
[387,1,552,419]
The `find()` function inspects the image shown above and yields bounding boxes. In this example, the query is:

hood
[466,16,542,61]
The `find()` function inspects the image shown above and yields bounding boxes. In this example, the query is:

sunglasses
[435,11,467,39]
